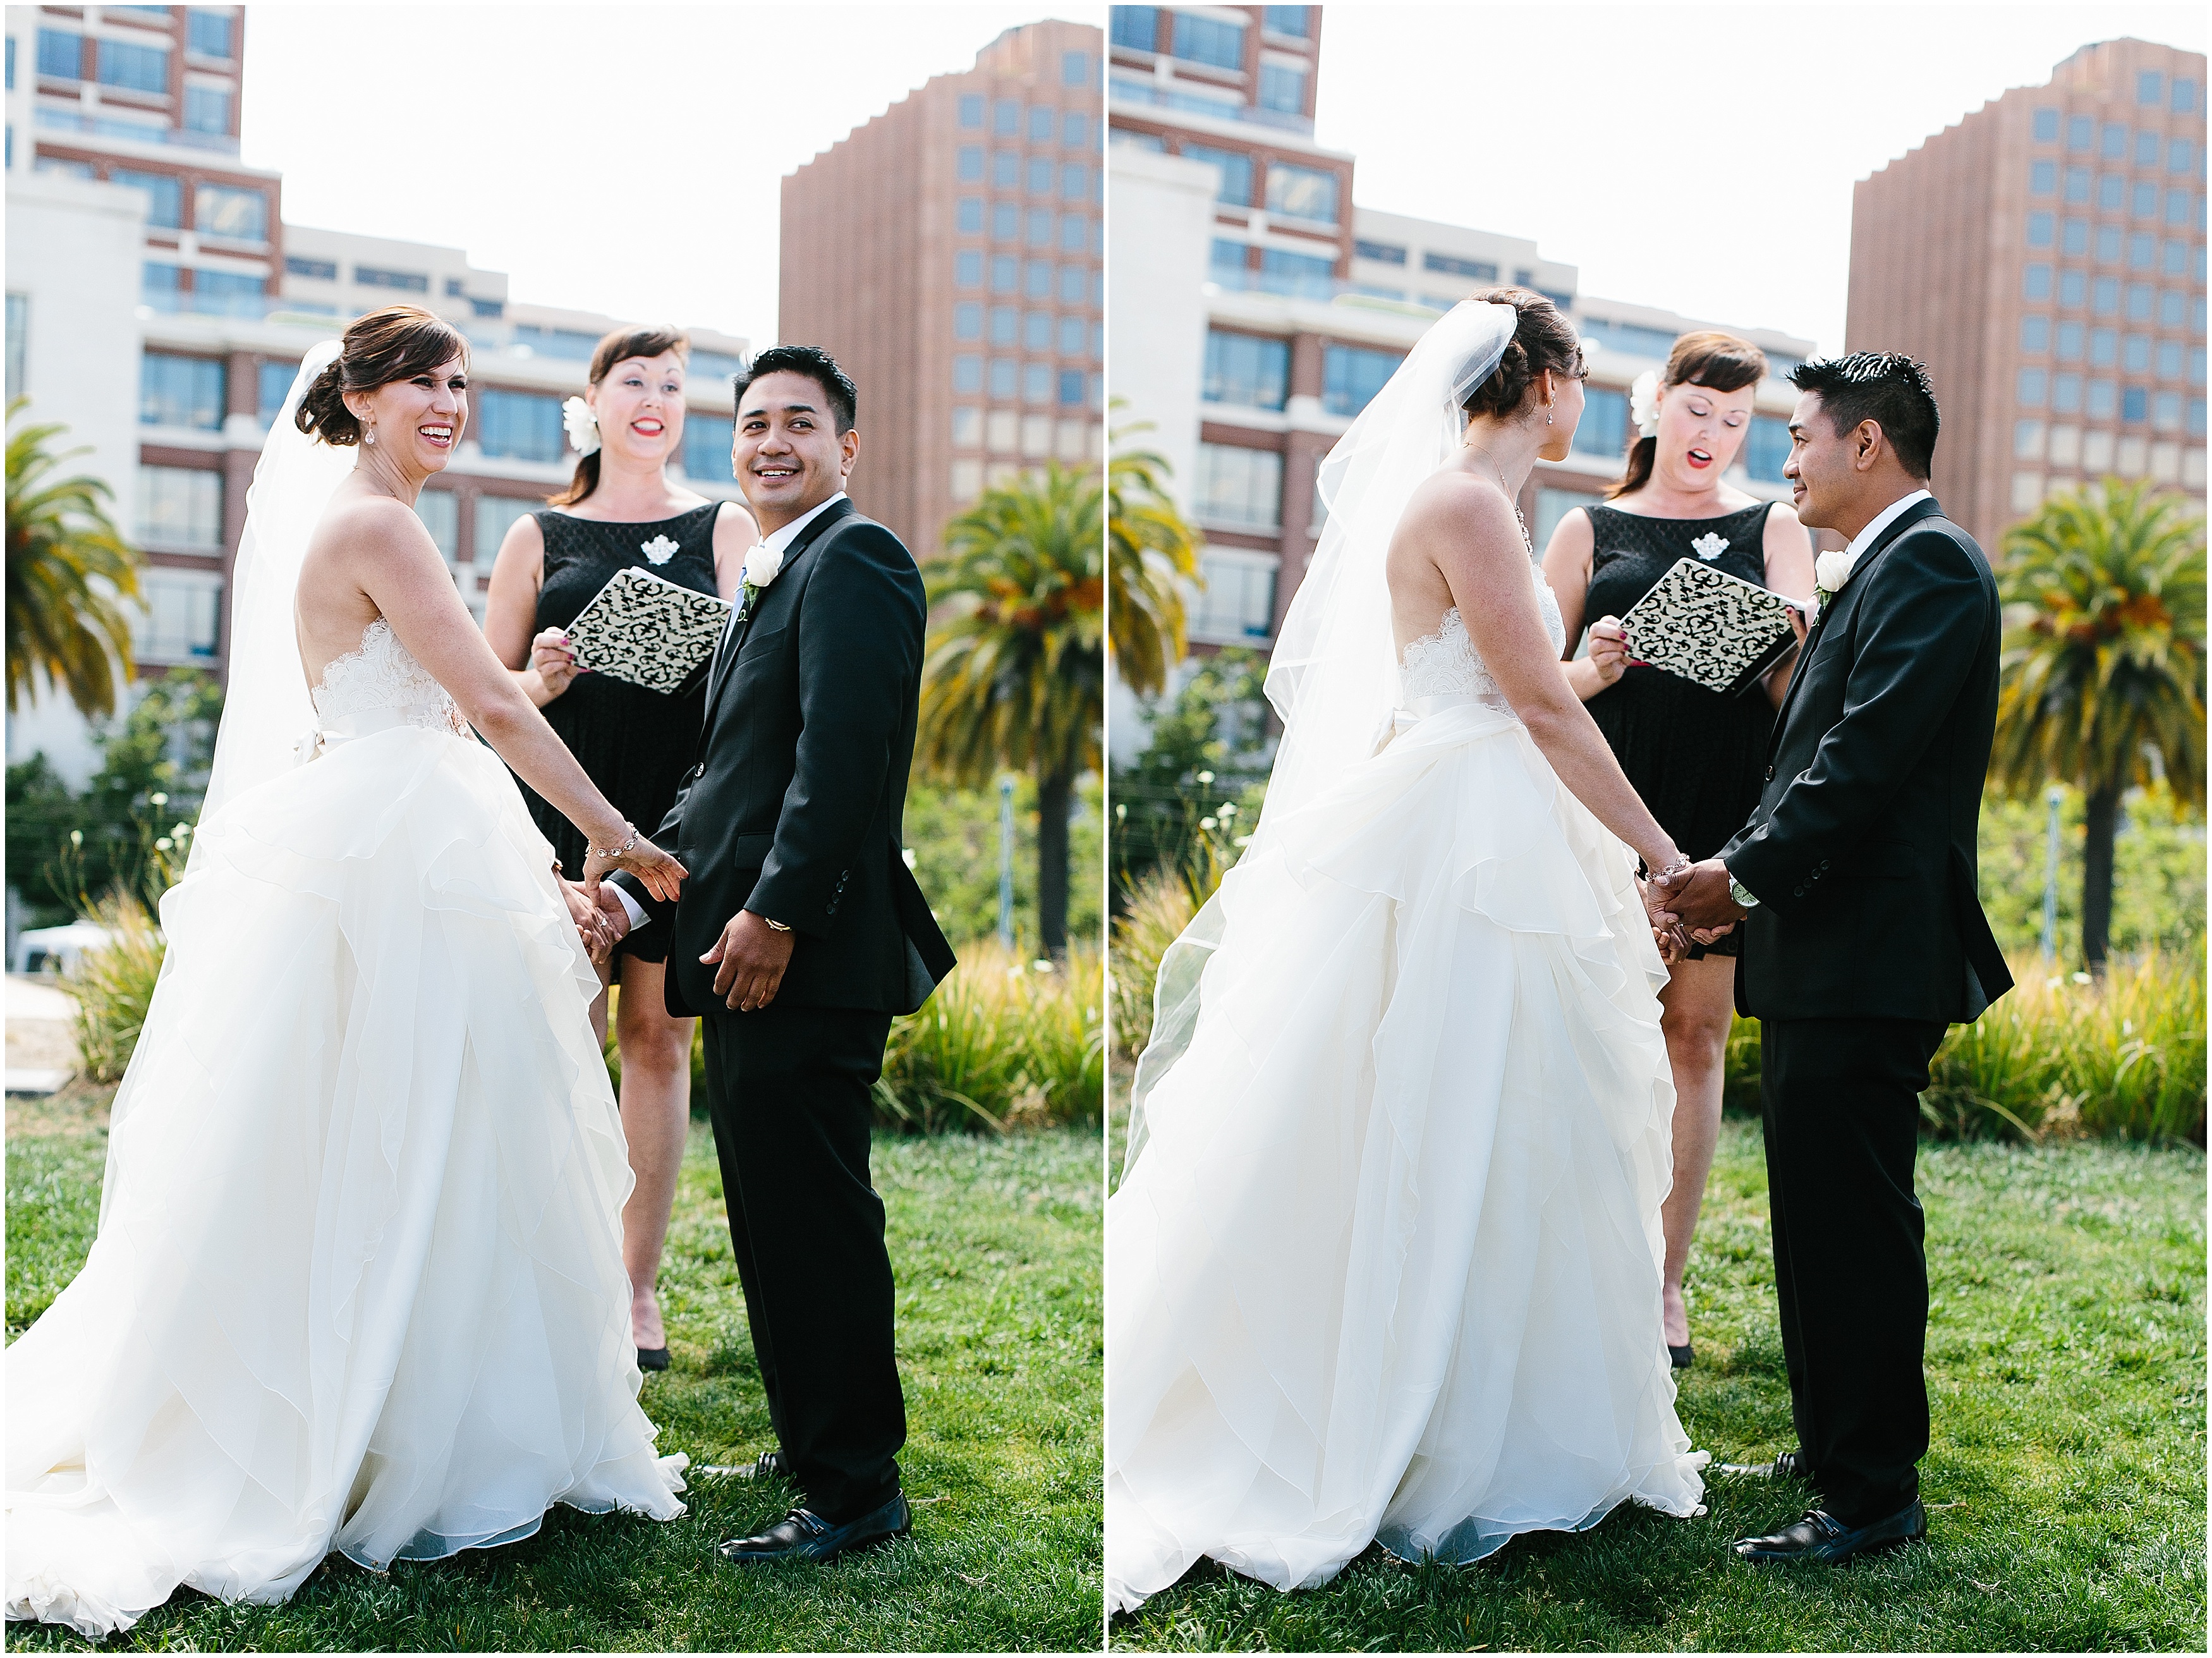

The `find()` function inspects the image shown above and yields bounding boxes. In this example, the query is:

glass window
[37,28,83,78]
[2033,106,2060,143]
[474,497,536,564]
[2100,171,2125,210]
[2023,263,2053,300]
[1057,314,1085,355]
[992,202,1018,241]
[955,250,983,288]
[109,168,183,229]
[1026,207,1052,247]
[1023,310,1052,351]
[954,302,983,340]
[2096,224,2123,262]
[2064,165,2090,203]
[191,269,260,317]
[1257,247,1334,301]
[2173,138,2197,173]
[1210,238,1249,291]
[415,489,458,561]
[1320,344,1401,417]
[2133,179,2158,218]
[957,145,983,181]
[2122,386,2148,422]
[1263,6,1310,36]
[1057,369,1085,406]
[2154,389,2184,430]
[2163,238,2189,276]
[1090,320,1104,360]
[2125,334,2152,371]
[2128,282,2155,320]
[2167,188,2191,226]
[1180,143,1253,206]
[1259,63,1305,114]
[1191,552,1279,643]
[2087,379,2117,418]
[2158,340,2184,379]
[957,195,983,234]
[137,465,222,548]
[4,291,23,402]
[1028,155,1054,195]
[953,355,982,393]
[136,575,222,664]
[2018,367,2048,405]
[2026,212,2054,247]
[2128,231,2156,268]
[1060,213,1088,252]
[2189,398,2207,437]
[142,261,183,312]
[990,305,1018,345]
[475,388,565,462]
[141,351,225,429]
[2137,70,2164,106]
[1266,161,1338,224]
[97,38,166,93]
[1025,260,1053,299]
[2158,289,2186,327]
[1171,12,1244,70]
[2067,114,2094,151]
[1029,104,1055,143]
[256,359,296,423]
[2021,314,2050,351]
[1744,415,1792,484]
[2014,418,2045,459]
[2136,129,2160,166]
[1064,110,1091,149]
[1194,442,1283,527]
[1423,251,1498,280]
[183,84,229,134]
[2062,217,2089,255]
[682,413,732,482]
[2094,276,2120,314]
[990,358,1018,399]
[2090,326,2117,364]
[1061,163,1086,200]
[2055,319,2084,359]
[992,254,1019,291]
[1021,361,1052,405]
[952,406,981,448]
[193,185,266,241]
[2175,78,2198,114]
[1110,6,1158,52]
[992,99,1019,136]
[1203,328,1289,410]
[1062,49,1090,88]
[958,94,983,129]
[1356,239,1408,265]
[993,149,1019,188]
[2060,268,2087,307]
[2030,160,2057,195]
[2102,122,2129,159]
[2052,372,2082,413]
[1575,387,1629,457]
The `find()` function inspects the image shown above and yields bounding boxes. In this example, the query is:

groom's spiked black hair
[1789,352,1940,480]
[734,344,858,435]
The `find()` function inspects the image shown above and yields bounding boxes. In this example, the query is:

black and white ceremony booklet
[564,566,734,695]
[1618,556,1801,698]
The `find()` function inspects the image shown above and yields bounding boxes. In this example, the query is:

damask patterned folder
[1619,557,1802,698]
[564,566,734,695]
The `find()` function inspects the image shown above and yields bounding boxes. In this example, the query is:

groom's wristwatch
[1727,871,1760,910]
[763,917,791,933]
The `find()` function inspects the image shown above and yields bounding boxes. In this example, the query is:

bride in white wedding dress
[1107,293,1710,1613]
[7,308,695,1640]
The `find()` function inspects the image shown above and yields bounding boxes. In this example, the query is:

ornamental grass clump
[873,939,1102,1133]
[63,890,167,1085]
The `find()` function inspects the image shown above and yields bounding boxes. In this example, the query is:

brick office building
[1848,37,2207,553]
[777,18,1106,562]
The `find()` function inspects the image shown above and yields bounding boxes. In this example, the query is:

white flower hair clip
[561,396,600,458]
[1629,370,1662,441]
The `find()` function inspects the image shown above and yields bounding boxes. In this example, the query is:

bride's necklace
[1467,448,1533,554]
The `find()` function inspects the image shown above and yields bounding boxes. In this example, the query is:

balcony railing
[36,105,240,155]
[1109,76,1313,135]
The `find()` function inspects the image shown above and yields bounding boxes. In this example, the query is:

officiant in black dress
[1539,331,1814,1374]
[482,323,757,1374]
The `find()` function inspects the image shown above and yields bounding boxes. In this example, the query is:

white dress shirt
[607,491,849,934]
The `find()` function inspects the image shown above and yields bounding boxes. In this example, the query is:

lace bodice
[1398,566,1565,705]
[310,618,466,736]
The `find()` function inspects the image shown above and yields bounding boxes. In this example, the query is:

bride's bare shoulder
[1396,466,1523,563]
[311,489,441,568]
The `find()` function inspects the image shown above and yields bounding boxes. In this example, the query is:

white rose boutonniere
[561,396,600,457]
[739,543,784,615]
[640,534,679,566]
[1629,369,1662,440]
[1814,549,1861,610]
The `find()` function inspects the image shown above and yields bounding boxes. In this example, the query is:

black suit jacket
[612,498,956,1017]
[1721,496,2014,1025]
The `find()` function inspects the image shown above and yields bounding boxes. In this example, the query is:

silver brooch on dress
[641,534,679,565]
[1691,532,1729,561]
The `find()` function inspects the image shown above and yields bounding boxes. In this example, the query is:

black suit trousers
[700,1003,904,1524]
[1759,1016,1947,1527]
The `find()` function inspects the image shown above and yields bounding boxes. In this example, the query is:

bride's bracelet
[1651,856,1692,885]
[588,822,639,861]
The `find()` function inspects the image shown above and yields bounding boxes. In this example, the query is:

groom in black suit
[1654,353,2012,1565]
[604,344,956,1563]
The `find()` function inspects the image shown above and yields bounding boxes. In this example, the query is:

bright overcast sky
[1319,1,2206,353]
[242,3,1080,348]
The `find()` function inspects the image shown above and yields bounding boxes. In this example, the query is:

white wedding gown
[1106,567,1707,1613]
[6,619,687,1640]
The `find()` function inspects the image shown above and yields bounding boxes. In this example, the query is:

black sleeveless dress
[1581,501,1782,956]
[515,501,725,964]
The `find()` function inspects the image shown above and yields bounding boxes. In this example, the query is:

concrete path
[6,973,79,1094]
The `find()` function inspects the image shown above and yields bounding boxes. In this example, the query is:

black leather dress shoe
[734,1451,789,1480]
[717,1492,911,1565]
[1715,1448,1811,1480]
[1732,1501,1926,1565]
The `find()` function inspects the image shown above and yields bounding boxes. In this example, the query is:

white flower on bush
[1630,369,1662,440]
[561,396,600,457]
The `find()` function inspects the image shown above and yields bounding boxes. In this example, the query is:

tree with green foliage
[918,461,1103,954]
[1109,647,1273,903]
[1107,406,1201,696]
[6,398,142,719]
[1991,479,2206,970]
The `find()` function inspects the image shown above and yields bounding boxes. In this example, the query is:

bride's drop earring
[365,422,376,447]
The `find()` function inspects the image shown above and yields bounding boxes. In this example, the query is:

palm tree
[7,399,141,719]
[1991,479,2206,970]
[919,461,1103,953]
[1107,405,1200,697]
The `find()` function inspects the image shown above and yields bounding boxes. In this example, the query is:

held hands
[703,910,796,1012]
[1586,615,1632,688]
[530,628,584,702]
[560,878,617,963]
[586,883,635,965]
[1647,858,1745,960]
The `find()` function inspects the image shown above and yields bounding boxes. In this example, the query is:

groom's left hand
[1651,858,1746,936]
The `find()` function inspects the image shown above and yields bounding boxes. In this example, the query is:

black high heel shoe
[636,1346,671,1372]
[1668,1343,1694,1370]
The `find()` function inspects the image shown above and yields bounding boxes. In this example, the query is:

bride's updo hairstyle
[1457,286,1586,422]
[548,324,691,507]
[295,305,468,446]
[1607,331,1768,499]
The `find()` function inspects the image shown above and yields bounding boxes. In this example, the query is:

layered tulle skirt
[6,724,685,1639]
[1107,702,1706,1612]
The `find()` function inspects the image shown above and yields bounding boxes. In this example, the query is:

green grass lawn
[1109,1114,2206,1653]
[7,1089,1104,1652]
